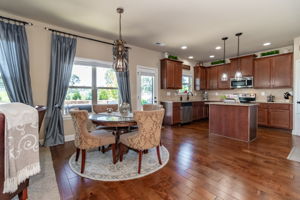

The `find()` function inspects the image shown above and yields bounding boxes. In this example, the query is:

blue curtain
[113,48,131,106]
[0,21,33,105]
[44,34,77,146]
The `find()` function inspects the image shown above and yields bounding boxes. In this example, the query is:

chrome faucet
[187,91,193,101]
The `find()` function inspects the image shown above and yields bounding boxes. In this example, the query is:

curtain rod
[45,27,130,49]
[0,16,33,25]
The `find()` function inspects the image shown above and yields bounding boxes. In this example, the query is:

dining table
[89,112,137,151]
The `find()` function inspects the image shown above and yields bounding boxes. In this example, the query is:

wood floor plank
[50,120,300,200]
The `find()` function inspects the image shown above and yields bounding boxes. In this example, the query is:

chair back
[142,104,163,111]
[35,105,47,131]
[93,104,118,114]
[133,109,165,149]
[69,110,90,148]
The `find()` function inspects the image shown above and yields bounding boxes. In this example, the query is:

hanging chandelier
[113,7,128,72]
[234,32,243,80]
[221,36,228,81]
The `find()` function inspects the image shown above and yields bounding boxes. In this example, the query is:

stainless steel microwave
[230,77,253,89]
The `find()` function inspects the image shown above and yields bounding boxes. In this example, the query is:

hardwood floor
[50,120,300,200]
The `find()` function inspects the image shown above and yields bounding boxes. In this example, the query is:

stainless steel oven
[230,76,253,89]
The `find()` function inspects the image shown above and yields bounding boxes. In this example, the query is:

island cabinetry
[161,59,183,89]
[208,103,257,142]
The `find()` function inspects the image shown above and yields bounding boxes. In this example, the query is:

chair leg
[75,148,80,162]
[112,144,116,164]
[138,151,143,174]
[119,143,124,162]
[18,187,28,200]
[160,140,162,146]
[156,146,162,165]
[98,147,101,151]
[81,150,86,173]
[101,146,105,154]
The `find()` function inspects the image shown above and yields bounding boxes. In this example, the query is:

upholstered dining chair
[143,104,163,111]
[119,109,165,174]
[69,110,116,173]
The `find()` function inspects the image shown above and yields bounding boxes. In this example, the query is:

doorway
[136,66,158,110]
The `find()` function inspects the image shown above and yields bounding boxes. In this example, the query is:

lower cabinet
[192,102,209,120]
[258,103,292,129]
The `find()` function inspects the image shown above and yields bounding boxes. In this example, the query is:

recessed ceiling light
[210,55,215,58]
[263,42,271,46]
[181,45,188,50]
[215,46,222,50]
[188,56,194,59]
[155,42,165,46]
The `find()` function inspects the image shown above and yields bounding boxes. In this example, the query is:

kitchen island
[206,102,258,142]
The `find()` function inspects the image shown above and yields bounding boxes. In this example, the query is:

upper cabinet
[161,59,183,89]
[194,66,206,91]
[206,66,218,90]
[229,55,256,77]
[254,53,293,89]
[217,64,231,89]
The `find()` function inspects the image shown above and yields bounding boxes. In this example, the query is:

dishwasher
[180,102,193,124]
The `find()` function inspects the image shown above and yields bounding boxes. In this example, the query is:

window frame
[0,72,10,103]
[178,74,193,94]
[64,58,119,114]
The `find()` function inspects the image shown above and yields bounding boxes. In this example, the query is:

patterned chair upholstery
[92,104,118,114]
[142,104,163,111]
[119,109,165,174]
[69,110,116,173]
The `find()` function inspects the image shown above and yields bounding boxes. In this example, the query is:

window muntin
[64,59,118,114]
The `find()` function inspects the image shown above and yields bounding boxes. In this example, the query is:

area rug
[69,146,169,181]
[287,146,300,162]
[13,147,60,200]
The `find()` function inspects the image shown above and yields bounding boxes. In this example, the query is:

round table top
[89,112,136,127]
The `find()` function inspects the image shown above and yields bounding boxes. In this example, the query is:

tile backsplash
[206,88,293,102]
[159,88,293,103]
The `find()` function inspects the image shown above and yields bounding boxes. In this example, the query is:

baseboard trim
[39,134,75,144]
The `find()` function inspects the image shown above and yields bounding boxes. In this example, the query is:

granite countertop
[205,102,258,107]
[160,100,293,104]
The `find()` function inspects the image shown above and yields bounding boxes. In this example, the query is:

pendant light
[234,32,243,80]
[113,7,128,72]
[221,37,228,81]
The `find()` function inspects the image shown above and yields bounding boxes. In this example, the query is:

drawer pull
[297,101,300,104]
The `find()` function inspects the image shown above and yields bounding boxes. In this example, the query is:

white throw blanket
[0,103,40,193]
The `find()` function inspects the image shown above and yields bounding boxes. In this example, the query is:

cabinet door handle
[297,101,300,104]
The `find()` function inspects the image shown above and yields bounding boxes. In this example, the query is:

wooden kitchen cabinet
[217,64,231,89]
[206,66,218,90]
[254,57,272,88]
[192,102,208,120]
[194,66,206,91]
[271,53,293,88]
[254,53,293,89]
[257,103,293,129]
[161,102,181,125]
[230,55,256,77]
[161,58,183,89]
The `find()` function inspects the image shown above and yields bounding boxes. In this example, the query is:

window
[179,75,192,93]
[64,59,118,114]
[0,73,10,103]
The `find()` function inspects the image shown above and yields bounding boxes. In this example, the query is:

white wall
[293,36,300,135]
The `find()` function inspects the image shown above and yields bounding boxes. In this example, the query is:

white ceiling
[1,0,300,62]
